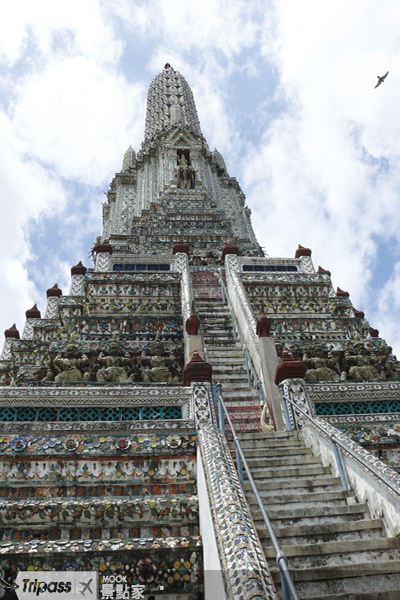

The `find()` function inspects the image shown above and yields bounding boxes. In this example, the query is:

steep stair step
[238,455,321,468]
[306,590,400,600]
[233,431,298,441]
[213,368,249,377]
[248,464,331,479]
[222,389,258,398]
[214,374,249,383]
[259,518,385,545]
[238,446,313,458]
[235,438,302,449]
[207,349,244,357]
[271,561,400,595]
[252,503,369,526]
[203,328,234,335]
[267,537,400,565]
[244,476,343,493]
[246,489,353,508]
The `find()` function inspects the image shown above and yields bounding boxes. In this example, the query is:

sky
[1,0,400,354]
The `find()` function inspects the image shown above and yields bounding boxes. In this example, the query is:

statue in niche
[47,343,89,383]
[15,365,47,385]
[379,348,400,378]
[342,343,380,380]
[141,338,180,383]
[303,345,340,382]
[175,152,197,189]
[97,340,131,383]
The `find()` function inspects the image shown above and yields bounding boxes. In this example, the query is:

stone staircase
[229,430,400,599]
[195,297,262,431]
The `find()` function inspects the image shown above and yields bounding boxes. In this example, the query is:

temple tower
[0,65,399,599]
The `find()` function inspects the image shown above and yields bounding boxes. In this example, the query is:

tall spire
[144,64,202,141]
[121,145,135,172]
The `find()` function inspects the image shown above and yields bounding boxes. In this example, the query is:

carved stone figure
[141,339,179,383]
[51,344,89,383]
[303,346,340,382]
[175,154,197,189]
[343,344,380,380]
[97,341,131,383]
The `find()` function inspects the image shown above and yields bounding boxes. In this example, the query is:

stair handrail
[284,395,400,498]
[216,383,300,600]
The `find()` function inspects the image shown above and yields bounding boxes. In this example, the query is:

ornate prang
[122,145,136,172]
[2,63,400,592]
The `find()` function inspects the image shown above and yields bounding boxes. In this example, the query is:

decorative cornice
[307,380,400,402]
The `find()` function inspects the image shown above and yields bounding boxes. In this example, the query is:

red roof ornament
[317,266,331,276]
[4,324,20,339]
[93,241,112,254]
[186,302,200,335]
[183,351,212,385]
[46,283,62,298]
[336,287,349,298]
[221,244,239,261]
[369,327,379,338]
[256,306,271,337]
[71,261,87,275]
[274,350,306,385]
[353,308,365,318]
[295,245,312,258]
[173,243,190,255]
[25,304,41,319]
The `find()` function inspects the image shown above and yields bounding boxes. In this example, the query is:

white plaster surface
[196,446,226,600]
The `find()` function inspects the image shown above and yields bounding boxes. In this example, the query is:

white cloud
[0,2,142,340]
[237,0,400,351]
[112,0,262,59]
[0,0,123,66]
[12,56,145,184]
[0,111,66,333]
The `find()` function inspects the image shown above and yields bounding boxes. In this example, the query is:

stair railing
[219,269,276,430]
[242,344,252,386]
[284,395,400,498]
[216,383,300,600]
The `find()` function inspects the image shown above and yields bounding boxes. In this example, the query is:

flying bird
[374,71,389,88]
